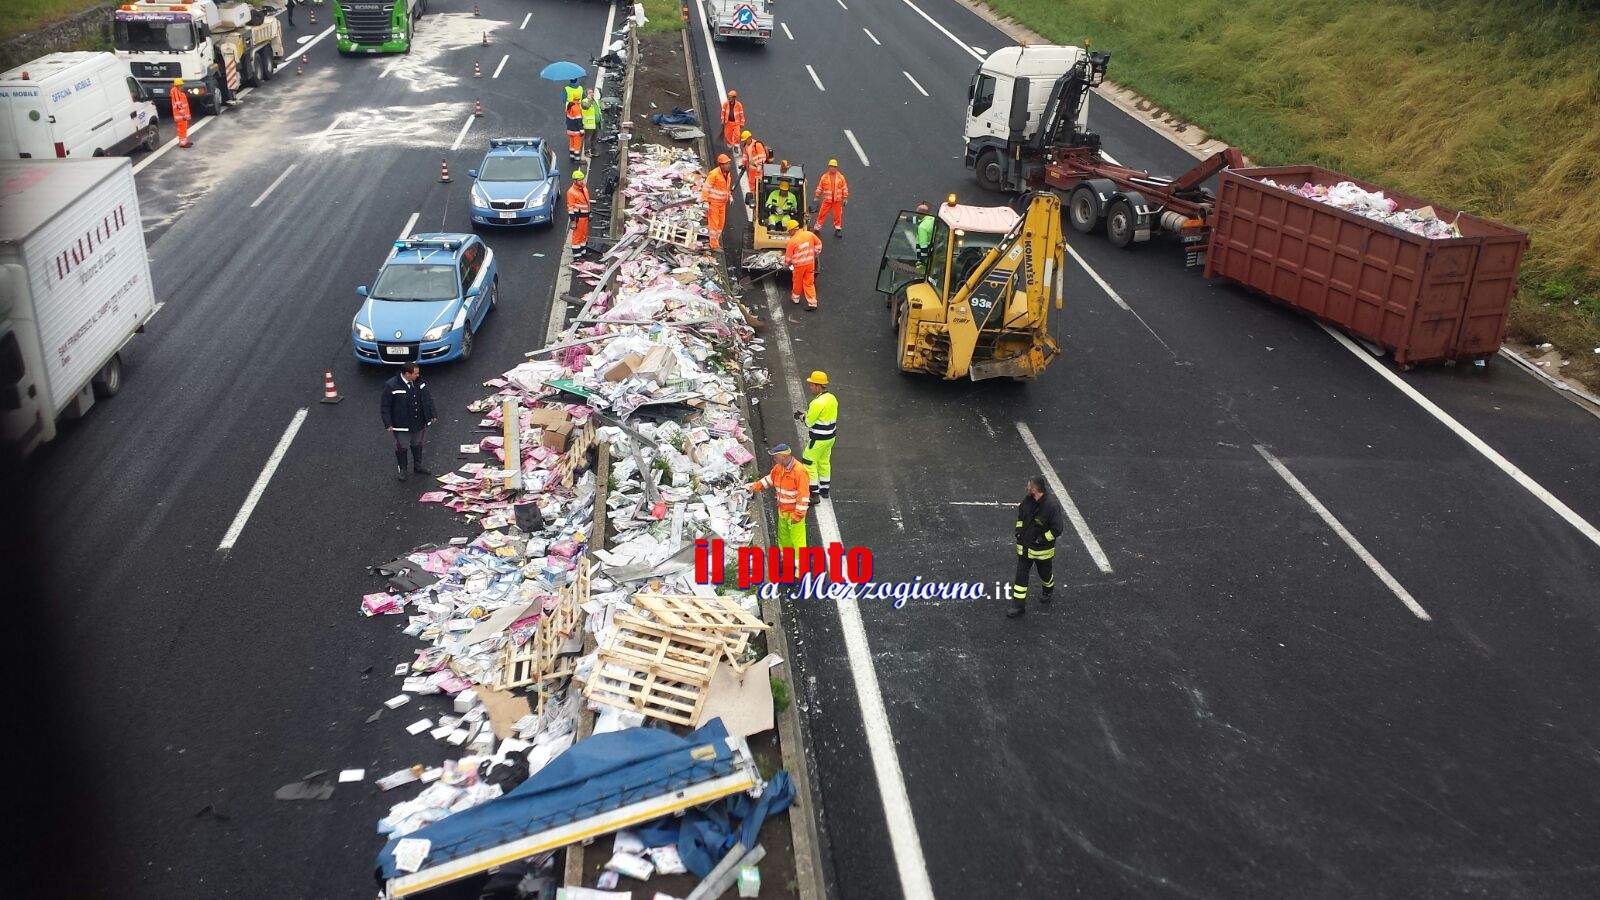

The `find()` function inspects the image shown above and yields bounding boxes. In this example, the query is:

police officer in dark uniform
[380,362,436,481]
[1010,475,1065,618]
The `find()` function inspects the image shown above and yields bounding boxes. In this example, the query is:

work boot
[791,295,800,305]
[1006,603,1025,619]
[806,302,817,311]
[413,466,433,476]
[1040,591,1053,605]
[396,465,409,482]
[819,486,830,499]
[835,227,842,238]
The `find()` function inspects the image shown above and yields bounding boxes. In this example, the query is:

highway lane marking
[1320,324,1600,553]
[398,212,419,239]
[520,12,531,29]
[977,411,997,438]
[898,0,982,61]
[595,0,618,95]
[862,27,881,45]
[844,129,870,167]
[1015,421,1114,573]
[380,60,398,79]
[949,500,1012,507]
[249,163,298,208]
[761,281,935,900]
[835,0,849,8]
[273,25,335,73]
[218,408,308,553]
[903,70,929,97]
[131,115,215,174]
[450,111,475,151]
[493,54,509,78]
[781,22,794,40]
[1063,242,1173,354]
[805,64,826,92]
[691,0,751,224]
[1254,443,1431,621]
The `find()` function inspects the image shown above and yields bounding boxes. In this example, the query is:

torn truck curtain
[378,720,757,896]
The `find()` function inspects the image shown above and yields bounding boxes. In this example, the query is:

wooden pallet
[634,592,768,672]
[646,217,699,251]
[492,560,590,711]
[585,614,721,726]
[549,420,598,488]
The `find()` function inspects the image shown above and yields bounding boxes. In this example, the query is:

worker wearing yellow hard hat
[796,370,838,498]
[764,177,798,228]
[567,169,591,256]
[783,219,822,311]
[168,79,193,149]
[814,157,849,238]
[740,130,768,196]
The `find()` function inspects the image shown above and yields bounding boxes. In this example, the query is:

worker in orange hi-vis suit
[720,90,745,154]
[702,154,733,251]
[566,170,591,257]
[813,158,850,238]
[564,98,584,161]
[783,219,822,310]
[740,129,768,198]
[170,79,193,148]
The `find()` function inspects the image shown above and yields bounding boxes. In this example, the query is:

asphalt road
[13,1,613,896]
[686,1,1600,897]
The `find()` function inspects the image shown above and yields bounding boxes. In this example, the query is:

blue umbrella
[539,61,587,82]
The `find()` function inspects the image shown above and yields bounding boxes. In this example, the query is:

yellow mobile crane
[874,192,1065,380]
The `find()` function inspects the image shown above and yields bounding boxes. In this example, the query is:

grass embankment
[2,0,106,44]
[981,0,1600,385]
[639,0,686,35]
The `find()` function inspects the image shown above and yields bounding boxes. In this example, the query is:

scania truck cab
[333,0,426,55]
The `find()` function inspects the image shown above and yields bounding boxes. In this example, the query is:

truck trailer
[0,159,157,457]
[963,46,1529,367]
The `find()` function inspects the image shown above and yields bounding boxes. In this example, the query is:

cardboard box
[635,346,678,385]
[541,420,573,452]
[604,352,645,382]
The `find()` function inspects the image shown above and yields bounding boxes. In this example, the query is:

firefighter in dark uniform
[1010,475,1065,617]
[380,362,436,481]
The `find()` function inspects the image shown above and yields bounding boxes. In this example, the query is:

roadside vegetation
[640,0,685,35]
[2,0,105,44]
[981,0,1600,386]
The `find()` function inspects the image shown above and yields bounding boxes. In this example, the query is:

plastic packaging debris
[1260,178,1463,239]
[275,771,335,801]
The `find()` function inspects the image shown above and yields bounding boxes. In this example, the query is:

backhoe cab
[875,192,1066,381]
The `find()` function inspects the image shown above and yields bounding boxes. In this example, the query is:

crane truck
[113,0,284,117]
[874,192,1065,381]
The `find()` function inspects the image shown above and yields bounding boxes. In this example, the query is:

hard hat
[783,219,799,230]
[717,153,730,165]
[572,170,585,180]
[728,89,738,98]
[946,193,959,206]
[768,443,791,455]
[741,129,751,140]
[778,180,791,189]
[807,370,828,386]
[828,158,839,167]
[173,78,184,86]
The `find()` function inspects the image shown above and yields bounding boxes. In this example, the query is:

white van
[0,52,160,161]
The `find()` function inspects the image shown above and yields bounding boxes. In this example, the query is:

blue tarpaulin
[634,770,795,876]
[376,720,739,883]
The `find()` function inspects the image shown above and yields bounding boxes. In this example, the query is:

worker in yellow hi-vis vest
[795,370,837,498]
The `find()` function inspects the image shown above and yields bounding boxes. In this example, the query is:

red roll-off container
[1204,165,1529,365]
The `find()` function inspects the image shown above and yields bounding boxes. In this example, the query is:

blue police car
[352,234,499,365]
[468,137,560,227]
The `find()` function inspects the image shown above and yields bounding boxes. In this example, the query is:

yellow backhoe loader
[874,192,1065,380]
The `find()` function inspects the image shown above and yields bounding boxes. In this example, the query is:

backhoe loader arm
[945,192,1066,380]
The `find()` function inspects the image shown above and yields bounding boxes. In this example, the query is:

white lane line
[379,59,398,79]
[520,12,531,28]
[835,0,848,8]
[903,70,929,97]
[1063,241,1172,354]
[150,301,166,320]
[274,25,335,72]
[1015,421,1113,573]
[761,281,935,900]
[450,111,475,151]
[492,54,509,79]
[218,408,308,552]
[132,115,215,175]
[844,128,870,167]
[972,46,986,55]
[398,212,419,240]
[781,22,794,40]
[862,26,881,45]
[949,501,1013,507]
[595,0,618,95]
[1320,324,1600,553]
[236,87,253,99]
[805,64,826,92]
[1255,443,1431,621]
[898,0,981,61]
[693,0,746,222]
[249,163,298,208]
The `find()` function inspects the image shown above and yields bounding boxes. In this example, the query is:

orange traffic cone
[309,9,316,25]
[320,370,343,404]
[296,63,304,75]
[473,3,481,15]
[439,158,452,182]
[473,99,484,117]
[482,31,489,46]
[474,59,482,78]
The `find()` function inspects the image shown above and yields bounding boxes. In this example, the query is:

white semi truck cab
[113,0,284,116]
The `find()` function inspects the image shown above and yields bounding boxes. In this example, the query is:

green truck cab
[333,0,425,55]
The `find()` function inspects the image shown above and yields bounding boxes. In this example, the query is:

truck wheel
[91,355,123,399]
[260,49,274,81]
[1106,198,1136,248]
[974,150,1005,193]
[143,128,160,152]
[1068,185,1100,234]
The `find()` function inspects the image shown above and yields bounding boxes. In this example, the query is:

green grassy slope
[982,0,1600,382]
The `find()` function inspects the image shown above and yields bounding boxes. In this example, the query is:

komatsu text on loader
[874,192,1065,380]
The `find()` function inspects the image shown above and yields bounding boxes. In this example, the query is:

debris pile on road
[359,139,793,892]
[1260,177,1464,239]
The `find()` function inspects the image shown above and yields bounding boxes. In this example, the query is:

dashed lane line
[1255,443,1431,621]
[273,25,335,73]
[862,27,881,45]
[1015,421,1113,573]
[903,70,929,97]
[398,212,419,240]
[450,111,475,151]
[805,64,826,92]
[493,54,509,79]
[249,163,298,208]
[898,0,981,60]
[520,12,531,28]
[781,22,794,40]
[844,128,870,167]
[217,408,307,553]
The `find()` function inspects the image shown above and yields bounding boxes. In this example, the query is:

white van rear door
[1,87,52,158]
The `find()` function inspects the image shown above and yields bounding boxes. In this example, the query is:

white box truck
[0,52,161,160]
[0,158,157,457]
